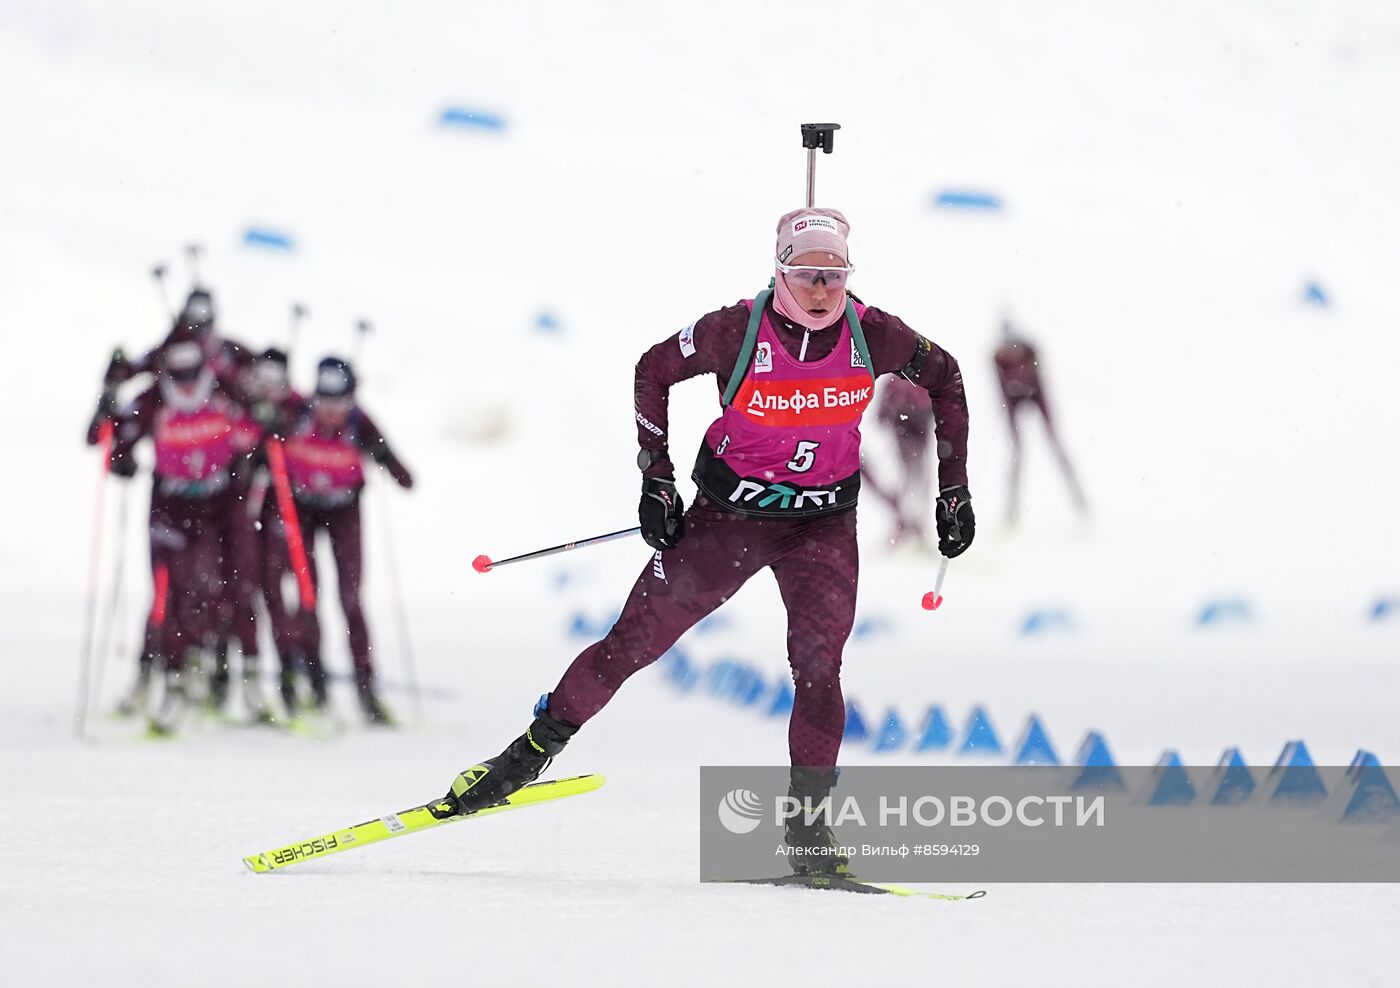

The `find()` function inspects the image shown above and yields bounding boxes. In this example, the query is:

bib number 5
[786,440,820,474]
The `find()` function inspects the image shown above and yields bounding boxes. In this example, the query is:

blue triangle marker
[1206,747,1255,805]
[873,708,909,753]
[767,679,794,717]
[915,705,953,751]
[958,705,1003,755]
[844,700,870,744]
[1013,715,1061,766]
[1142,750,1196,806]
[1336,750,1400,822]
[1263,740,1328,803]
[658,647,698,693]
[1069,731,1126,790]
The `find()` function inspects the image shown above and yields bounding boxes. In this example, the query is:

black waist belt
[691,442,860,519]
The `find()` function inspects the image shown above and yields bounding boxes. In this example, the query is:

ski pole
[353,319,371,363]
[89,479,132,721]
[473,527,641,574]
[921,556,949,612]
[185,242,204,286]
[288,303,308,361]
[799,123,841,207]
[152,264,174,319]
[75,419,115,739]
[264,437,317,610]
[374,479,423,724]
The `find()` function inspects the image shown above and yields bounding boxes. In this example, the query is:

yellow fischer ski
[242,773,605,874]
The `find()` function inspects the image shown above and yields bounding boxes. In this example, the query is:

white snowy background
[1,1,1398,984]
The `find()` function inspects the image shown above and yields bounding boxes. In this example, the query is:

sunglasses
[776,262,855,287]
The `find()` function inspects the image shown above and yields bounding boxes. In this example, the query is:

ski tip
[472,554,493,574]
[242,853,272,874]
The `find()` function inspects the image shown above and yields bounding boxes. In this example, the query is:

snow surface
[2,1,1399,984]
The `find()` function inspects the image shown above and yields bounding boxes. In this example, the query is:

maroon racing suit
[280,405,413,695]
[110,372,248,672]
[994,334,1086,523]
[547,294,969,769]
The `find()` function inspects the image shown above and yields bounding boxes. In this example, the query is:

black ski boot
[206,639,232,713]
[358,686,395,727]
[446,696,579,816]
[306,654,330,711]
[785,766,851,877]
[278,665,301,716]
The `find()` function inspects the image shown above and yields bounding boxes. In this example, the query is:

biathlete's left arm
[354,408,415,489]
[862,306,975,557]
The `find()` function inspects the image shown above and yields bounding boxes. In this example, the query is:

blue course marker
[243,227,294,251]
[915,705,954,752]
[1370,597,1400,622]
[658,647,699,694]
[1205,747,1256,805]
[933,190,1003,211]
[1196,598,1254,627]
[873,708,909,753]
[1069,731,1126,791]
[439,106,507,132]
[1141,750,1196,806]
[1013,714,1061,766]
[1302,280,1330,307]
[704,659,766,707]
[1262,740,1327,804]
[1021,609,1074,635]
[844,700,871,744]
[767,679,795,717]
[957,705,1003,756]
[1333,750,1400,823]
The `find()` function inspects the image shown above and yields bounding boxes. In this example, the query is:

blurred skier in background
[280,356,414,725]
[994,317,1087,526]
[240,347,325,720]
[107,329,250,735]
[861,375,936,548]
[93,287,255,719]
[86,288,247,446]
[442,208,973,877]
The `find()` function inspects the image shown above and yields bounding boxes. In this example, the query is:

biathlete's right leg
[446,499,770,815]
[771,510,859,875]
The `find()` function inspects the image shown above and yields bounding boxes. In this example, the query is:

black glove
[639,477,685,550]
[109,453,138,479]
[388,459,414,490]
[935,485,975,558]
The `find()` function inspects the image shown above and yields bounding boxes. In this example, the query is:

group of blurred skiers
[84,285,414,736]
